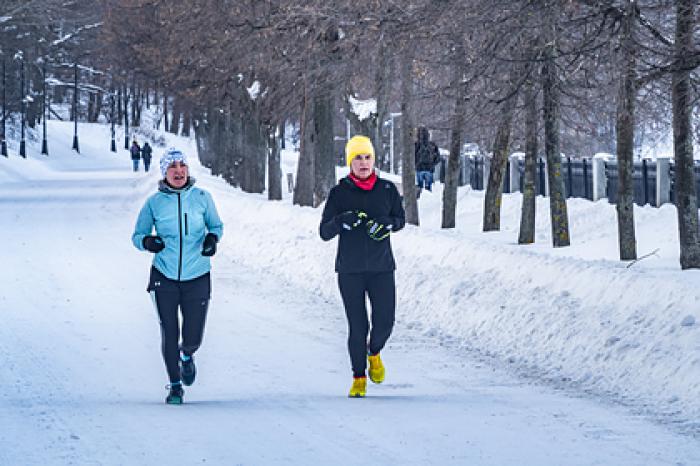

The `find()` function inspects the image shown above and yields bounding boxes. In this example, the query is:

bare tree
[268,123,283,201]
[483,98,516,231]
[518,77,538,244]
[542,1,570,247]
[400,47,420,226]
[672,0,700,269]
[442,40,468,229]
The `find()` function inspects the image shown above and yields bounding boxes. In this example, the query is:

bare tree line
[1,0,699,268]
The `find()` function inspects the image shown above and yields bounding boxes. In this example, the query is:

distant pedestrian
[132,148,224,405]
[414,127,440,197]
[319,135,405,398]
[130,139,141,172]
[142,142,153,172]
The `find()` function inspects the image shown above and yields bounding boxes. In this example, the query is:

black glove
[142,235,165,253]
[334,210,367,230]
[202,233,218,257]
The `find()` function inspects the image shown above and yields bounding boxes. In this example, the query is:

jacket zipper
[364,191,369,271]
[184,213,189,235]
[177,193,183,281]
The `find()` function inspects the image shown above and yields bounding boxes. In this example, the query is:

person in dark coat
[130,139,141,172]
[319,135,405,398]
[414,126,440,197]
[142,142,153,172]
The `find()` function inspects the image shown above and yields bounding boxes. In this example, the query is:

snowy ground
[1,120,699,465]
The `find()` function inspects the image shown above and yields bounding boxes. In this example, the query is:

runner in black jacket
[320,135,405,398]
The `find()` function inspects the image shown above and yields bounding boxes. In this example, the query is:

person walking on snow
[414,126,440,198]
[141,142,153,172]
[130,139,142,172]
[319,135,405,398]
[132,148,223,404]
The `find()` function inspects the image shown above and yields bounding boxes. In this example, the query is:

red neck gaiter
[348,172,377,191]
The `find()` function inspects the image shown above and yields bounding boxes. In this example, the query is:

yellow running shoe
[348,377,367,398]
[367,353,385,384]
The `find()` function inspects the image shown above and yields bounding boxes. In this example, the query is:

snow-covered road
[1,128,699,465]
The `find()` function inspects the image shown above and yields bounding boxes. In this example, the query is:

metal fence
[605,159,659,206]
[449,154,695,208]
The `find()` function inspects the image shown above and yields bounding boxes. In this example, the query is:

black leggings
[338,272,395,378]
[148,267,211,383]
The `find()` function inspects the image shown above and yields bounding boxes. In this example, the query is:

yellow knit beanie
[345,135,375,167]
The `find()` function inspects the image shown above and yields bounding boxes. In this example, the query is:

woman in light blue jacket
[132,148,223,404]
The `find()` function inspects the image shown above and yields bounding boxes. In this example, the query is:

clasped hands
[334,210,392,241]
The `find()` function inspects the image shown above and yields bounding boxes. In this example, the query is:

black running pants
[337,271,395,378]
[148,267,211,383]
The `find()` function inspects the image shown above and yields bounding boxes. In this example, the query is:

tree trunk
[400,49,419,226]
[616,0,638,261]
[483,99,516,231]
[134,91,142,126]
[212,104,229,178]
[163,93,169,132]
[280,120,286,149]
[87,91,103,123]
[239,111,266,194]
[194,115,213,169]
[182,109,192,137]
[375,39,391,171]
[344,92,378,156]
[268,123,283,201]
[170,97,181,135]
[27,71,38,128]
[219,100,238,186]
[313,90,336,206]
[70,84,77,122]
[123,86,130,148]
[518,79,538,244]
[117,87,123,125]
[542,7,570,247]
[88,92,96,123]
[131,81,139,127]
[95,91,103,122]
[294,86,315,207]
[442,47,467,229]
[673,0,700,269]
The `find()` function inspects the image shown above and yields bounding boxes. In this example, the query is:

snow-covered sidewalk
[1,122,698,465]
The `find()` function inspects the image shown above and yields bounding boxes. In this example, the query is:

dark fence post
[519,159,524,192]
[566,156,573,198]
[478,157,484,190]
[583,158,589,200]
[670,163,675,205]
[504,159,511,193]
[538,158,546,195]
[476,157,482,190]
[642,159,649,205]
[469,157,475,188]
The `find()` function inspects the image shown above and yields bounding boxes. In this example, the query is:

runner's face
[166,161,188,188]
[350,153,374,179]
